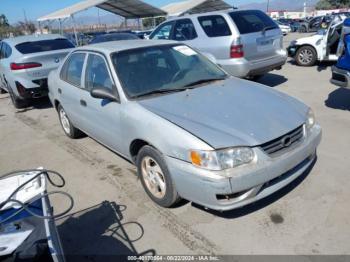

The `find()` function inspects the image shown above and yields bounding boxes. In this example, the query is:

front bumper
[218,51,287,78]
[330,66,350,89]
[166,124,322,211]
[287,45,298,57]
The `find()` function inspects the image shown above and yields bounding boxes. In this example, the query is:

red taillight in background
[10,62,42,70]
[230,44,244,58]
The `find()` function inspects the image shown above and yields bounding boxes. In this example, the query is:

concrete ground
[0,33,349,258]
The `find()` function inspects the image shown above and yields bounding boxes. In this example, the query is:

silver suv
[0,34,74,108]
[150,10,287,78]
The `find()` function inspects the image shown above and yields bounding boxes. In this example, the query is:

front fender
[120,102,213,162]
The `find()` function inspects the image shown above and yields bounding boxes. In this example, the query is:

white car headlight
[306,108,315,130]
[190,147,255,171]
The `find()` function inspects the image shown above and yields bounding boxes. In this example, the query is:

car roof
[166,9,263,21]
[78,39,179,54]
[3,34,66,46]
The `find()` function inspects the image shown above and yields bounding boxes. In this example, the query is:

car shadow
[15,97,53,113]
[192,157,317,219]
[316,61,336,72]
[325,87,350,111]
[255,73,288,87]
[57,201,155,262]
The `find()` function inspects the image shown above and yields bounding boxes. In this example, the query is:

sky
[0,0,266,24]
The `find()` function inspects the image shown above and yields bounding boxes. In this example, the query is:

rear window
[198,15,231,37]
[229,10,278,34]
[15,39,74,54]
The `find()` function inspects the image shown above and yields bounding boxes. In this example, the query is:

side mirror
[344,18,350,27]
[90,86,119,102]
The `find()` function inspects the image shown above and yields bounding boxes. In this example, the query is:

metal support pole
[71,15,79,46]
[59,19,62,35]
[38,21,42,34]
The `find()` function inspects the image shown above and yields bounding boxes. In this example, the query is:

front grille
[260,125,304,156]
[32,78,48,88]
[332,72,346,83]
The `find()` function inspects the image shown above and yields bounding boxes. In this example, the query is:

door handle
[80,99,87,107]
[58,88,62,94]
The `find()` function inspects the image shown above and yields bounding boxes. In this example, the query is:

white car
[276,21,291,35]
[287,19,343,66]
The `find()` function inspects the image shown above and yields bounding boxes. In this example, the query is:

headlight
[306,108,315,130]
[190,147,255,171]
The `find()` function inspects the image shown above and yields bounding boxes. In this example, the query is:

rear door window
[173,19,198,41]
[61,53,86,87]
[198,15,231,37]
[229,10,278,34]
[15,39,74,54]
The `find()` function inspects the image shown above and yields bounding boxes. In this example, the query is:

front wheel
[57,104,83,139]
[295,46,317,66]
[137,146,181,207]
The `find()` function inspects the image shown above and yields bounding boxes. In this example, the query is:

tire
[57,104,82,139]
[8,87,28,109]
[299,26,307,33]
[137,145,181,208]
[295,46,317,67]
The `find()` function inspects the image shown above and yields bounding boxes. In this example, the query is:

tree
[316,0,350,9]
[0,14,9,27]
[16,21,36,34]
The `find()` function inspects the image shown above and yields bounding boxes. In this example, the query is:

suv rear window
[198,15,231,37]
[15,39,74,54]
[229,10,278,34]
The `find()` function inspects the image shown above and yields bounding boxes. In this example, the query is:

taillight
[230,44,244,58]
[10,62,42,70]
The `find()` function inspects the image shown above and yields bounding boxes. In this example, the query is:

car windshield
[112,44,227,99]
[15,38,74,54]
[90,33,139,44]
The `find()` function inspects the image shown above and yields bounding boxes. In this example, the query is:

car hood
[295,34,323,45]
[138,78,308,149]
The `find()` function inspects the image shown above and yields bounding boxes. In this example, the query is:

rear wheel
[295,46,317,66]
[57,104,82,139]
[137,146,181,208]
[299,26,307,33]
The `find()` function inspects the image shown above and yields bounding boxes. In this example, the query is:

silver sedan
[48,40,322,211]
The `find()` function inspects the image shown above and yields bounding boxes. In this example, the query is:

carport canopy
[37,0,167,21]
[162,0,232,17]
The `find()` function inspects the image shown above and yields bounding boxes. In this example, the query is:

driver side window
[85,54,113,92]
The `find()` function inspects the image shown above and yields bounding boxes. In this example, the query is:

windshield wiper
[183,77,226,88]
[133,88,187,98]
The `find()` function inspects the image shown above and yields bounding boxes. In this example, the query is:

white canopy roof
[37,0,167,21]
[162,0,231,17]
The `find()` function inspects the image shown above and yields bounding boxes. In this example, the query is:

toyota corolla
[48,40,322,211]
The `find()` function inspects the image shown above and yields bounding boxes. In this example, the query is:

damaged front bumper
[166,124,322,211]
[330,66,350,89]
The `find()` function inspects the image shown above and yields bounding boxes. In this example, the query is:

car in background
[149,10,287,79]
[276,21,291,35]
[134,30,153,39]
[89,32,139,44]
[48,40,321,211]
[331,18,350,88]
[287,18,344,66]
[0,34,74,108]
